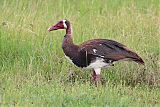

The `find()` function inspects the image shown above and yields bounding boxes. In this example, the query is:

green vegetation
[0,0,160,106]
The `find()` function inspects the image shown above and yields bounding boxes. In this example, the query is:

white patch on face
[62,20,67,29]
[93,49,97,53]
[86,58,110,69]
[94,68,101,75]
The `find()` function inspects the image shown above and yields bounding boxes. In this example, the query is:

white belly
[86,58,110,69]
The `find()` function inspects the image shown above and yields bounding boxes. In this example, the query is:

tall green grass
[0,0,160,106]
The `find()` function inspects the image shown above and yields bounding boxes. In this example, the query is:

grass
[0,0,160,106]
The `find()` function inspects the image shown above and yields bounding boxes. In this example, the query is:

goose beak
[48,25,58,32]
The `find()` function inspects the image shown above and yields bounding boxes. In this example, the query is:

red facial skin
[48,21,65,32]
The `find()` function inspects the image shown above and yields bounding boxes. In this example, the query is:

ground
[0,0,160,107]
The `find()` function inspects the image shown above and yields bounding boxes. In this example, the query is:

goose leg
[92,68,101,85]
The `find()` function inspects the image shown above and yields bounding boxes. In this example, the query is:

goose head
[48,19,68,32]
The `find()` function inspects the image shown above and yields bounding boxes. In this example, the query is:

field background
[0,0,160,107]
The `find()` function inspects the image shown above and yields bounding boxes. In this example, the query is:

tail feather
[123,47,144,65]
[126,52,145,65]
[132,57,145,65]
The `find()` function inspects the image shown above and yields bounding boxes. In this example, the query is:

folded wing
[79,39,144,64]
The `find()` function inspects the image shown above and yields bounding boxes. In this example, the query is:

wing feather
[79,39,144,64]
